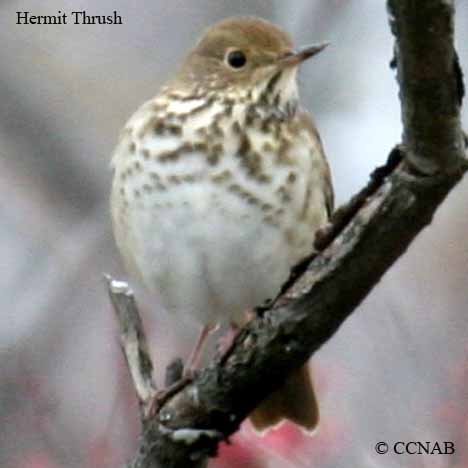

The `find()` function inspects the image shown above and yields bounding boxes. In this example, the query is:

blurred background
[1,1,468,467]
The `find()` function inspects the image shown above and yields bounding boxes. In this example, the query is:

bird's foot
[215,322,242,364]
[146,375,193,419]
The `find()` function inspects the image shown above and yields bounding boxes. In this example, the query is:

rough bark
[106,1,467,466]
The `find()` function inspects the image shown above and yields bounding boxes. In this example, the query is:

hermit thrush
[111,17,333,432]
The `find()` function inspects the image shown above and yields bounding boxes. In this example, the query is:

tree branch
[388,0,465,174]
[106,1,467,466]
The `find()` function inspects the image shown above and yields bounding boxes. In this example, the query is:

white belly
[118,180,293,326]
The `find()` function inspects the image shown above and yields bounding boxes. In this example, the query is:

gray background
[1,1,467,467]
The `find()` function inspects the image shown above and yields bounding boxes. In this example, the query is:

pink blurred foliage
[212,429,267,468]
[305,417,350,461]
[434,350,468,467]
[84,357,141,468]
[13,452,61,468]
[248,422,308,459]
[299,361,351,462]
[252,417,348,466]
[6,343,351,468]
[86,435,117,468]
[7,352,142,468]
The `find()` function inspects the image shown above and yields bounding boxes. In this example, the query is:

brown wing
[298,110,334,218]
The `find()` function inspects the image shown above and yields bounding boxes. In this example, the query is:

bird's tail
[249,364,319,434]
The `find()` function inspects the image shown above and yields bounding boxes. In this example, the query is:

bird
[110,16,333,433]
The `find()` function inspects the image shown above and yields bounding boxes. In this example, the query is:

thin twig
[105,275,158,419]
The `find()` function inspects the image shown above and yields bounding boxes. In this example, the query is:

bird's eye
[226,50,247,69]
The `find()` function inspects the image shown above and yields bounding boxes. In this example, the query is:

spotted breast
[111,84,331,326]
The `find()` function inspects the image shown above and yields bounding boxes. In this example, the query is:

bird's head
[174,17,328,113]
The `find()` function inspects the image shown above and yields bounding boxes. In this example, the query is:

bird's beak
[279,42,330,67]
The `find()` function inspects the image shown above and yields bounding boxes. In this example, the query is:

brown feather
[249,364,319,433]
